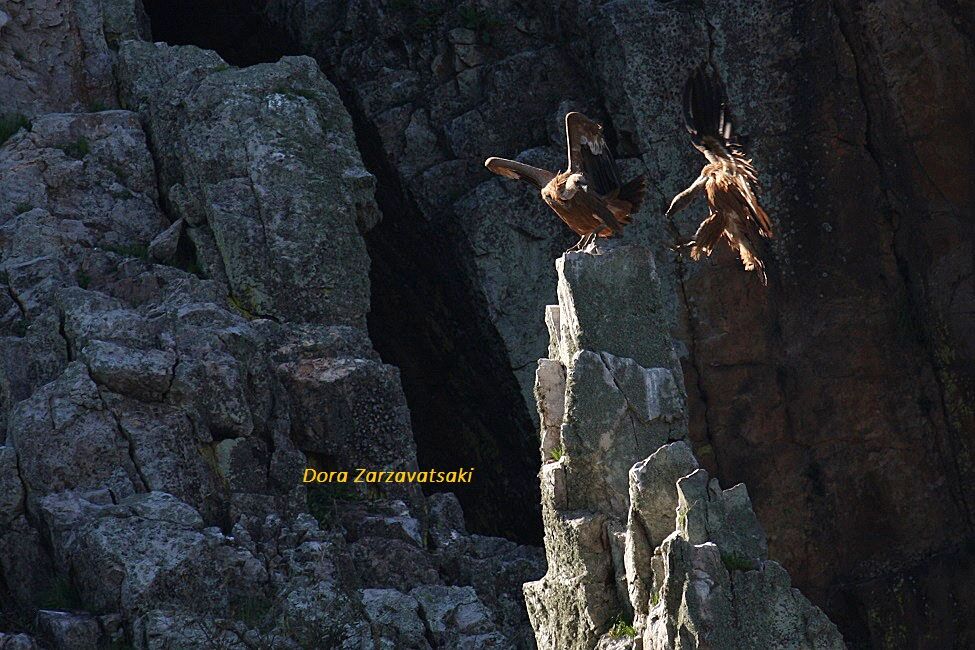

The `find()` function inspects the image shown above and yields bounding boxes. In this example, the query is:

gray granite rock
[8,362,141,502]
[534,358,565,461]
[0,446,24,525]
[0,111,166,251]
[625,441,699,623]
[410,585,503,648]
[116,41,378,327]
[0,633,43,650]
[35,610,102,650]
[676,469,768,567]
[644,535,844,650]
[560,350,684,518]
[629,442,699,552]
[147,218,183,263]
[362,588,431,650]
[0,0,142,116]
[0,16,560,650]
[0,515,55,608]
[529,248,842,649]
[555,245,681,377]
[277,355,422,507]
[68,492,265,617]
[81,340,176,401]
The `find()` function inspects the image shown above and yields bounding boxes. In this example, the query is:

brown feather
[690,211,728,260]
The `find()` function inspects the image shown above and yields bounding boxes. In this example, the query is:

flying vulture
[485,112,646,251]
[666,65,773,284]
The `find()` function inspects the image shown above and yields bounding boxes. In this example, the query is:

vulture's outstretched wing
[565,112,622,197]
[682,64,735,162]
[484,157,555,190]
[682,66,773,238]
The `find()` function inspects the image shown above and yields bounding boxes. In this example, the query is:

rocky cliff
[0,0,971,647]
[0,2,542,648]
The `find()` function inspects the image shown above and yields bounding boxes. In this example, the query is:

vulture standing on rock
[666,65,774,284]
[485,112,647,252]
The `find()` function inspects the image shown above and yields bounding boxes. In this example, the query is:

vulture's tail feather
[618,174,647,212]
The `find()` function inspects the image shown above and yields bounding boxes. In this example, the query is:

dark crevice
[3,278,27,325]
[142,0,302,67]
[57,308,73,362]
[334,81,542,543]
[143,0,543,543]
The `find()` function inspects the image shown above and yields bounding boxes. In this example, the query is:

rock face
[0,0,148,117]
[525,243,844,650]
[255,1,975,645]
[0,16,543,649]
[116,41,379,327]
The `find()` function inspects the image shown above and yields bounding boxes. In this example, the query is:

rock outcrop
[525,243,844,650]
[0,13,542,649]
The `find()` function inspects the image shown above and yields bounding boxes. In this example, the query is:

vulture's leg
[566,233,590,252]
[583,232,599,252]
[668,238,696,254]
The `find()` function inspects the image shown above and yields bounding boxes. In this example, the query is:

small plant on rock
[721,552,754,572]
[549,444,565,461]
[608,613,637,639]
[61,136,91,160]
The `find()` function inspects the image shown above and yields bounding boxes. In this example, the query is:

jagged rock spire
[526,244,844,649]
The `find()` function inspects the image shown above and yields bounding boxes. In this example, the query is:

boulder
[8,362,141,502]
[644,535,844,650]
[560,350,684,518]
[555,246,681,376]
[410,585,503,648]
[625,441,699,621]
[0,0,146,116]
[676,469,768,566]
[35,610,102,650]
[0,446,24,525]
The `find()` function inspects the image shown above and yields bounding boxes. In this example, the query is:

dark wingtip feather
[682,64,735,150]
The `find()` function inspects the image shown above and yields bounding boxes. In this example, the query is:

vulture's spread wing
[484,157,555,190]
[565,112,622,197]
[682,64,736,162]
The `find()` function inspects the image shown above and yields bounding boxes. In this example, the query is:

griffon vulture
[485,112,646,251]
[666,65,773,284]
